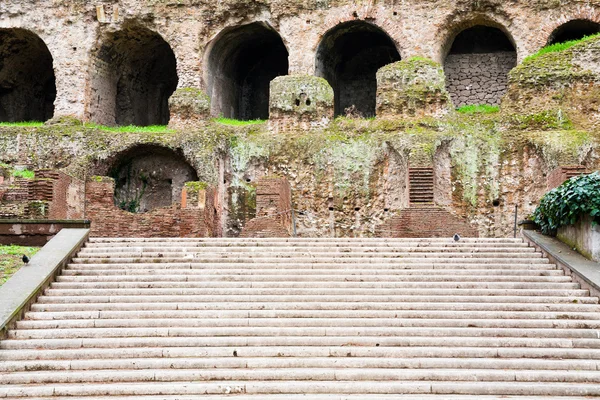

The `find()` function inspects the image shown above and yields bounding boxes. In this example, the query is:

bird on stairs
[22,255,30,265]
[453,233,461,242]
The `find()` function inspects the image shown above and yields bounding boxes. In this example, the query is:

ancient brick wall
[240,176,292,238]
[376,206,478,238]
[444,52,517,106]
[84,179,209,238]
[547,166,588,190]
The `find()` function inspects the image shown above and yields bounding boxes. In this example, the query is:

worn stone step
[3,357,600,373]
[29,301,600,313]
[3,335,598,351]
[1,381,600,397]
[34,294,597,305]
[42,287,588,298]
[23,309,600,321]
[4,368,600,385]
[3,346,600,361]
[3,396,595,400]
[70,251,546,261]
[87,238,525,244]
[8,326,600,340]
[49,281,579,290]
[84,241,530,249]
[15,317,600,330]
[60,268,565,277]
[78,246,536,254]
[55,274,573,282]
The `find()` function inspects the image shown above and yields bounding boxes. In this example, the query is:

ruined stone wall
[85,178,209,237]
[1,0,599,120]
[445,52,517,106]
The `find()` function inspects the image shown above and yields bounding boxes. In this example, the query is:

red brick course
[240,176,292,238]
[85,179,214,238]
[547,166,588,190]
[376,206,478,238]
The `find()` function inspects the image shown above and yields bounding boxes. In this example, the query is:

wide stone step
[87,238,525,244]
[3,346,600,361]
[29,301,600,313]
[48,281,580,290]
[65,263,555,271]
[84,241,530,249]
[1,396,594,400]
[23,309,600,321]
[78,246,536,254]
[55,274,573,282]
[34,294,597,305]
[8,326,600,340]
[3,368,600,385]
[15,317,600,330]
[60,268,566,276]
[42,287,588,297]
[2,357,600,373]
[70,252,546,261]
[3,335,598,350]
[1,381,600,397]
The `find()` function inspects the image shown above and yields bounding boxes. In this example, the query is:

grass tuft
[456,104,500,114]
[214,117,266,126]
[0,245,40,286]
[0,121,44,127]
[83,123,175,133]
[525,34,600,62]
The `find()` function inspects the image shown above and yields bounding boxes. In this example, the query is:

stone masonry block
[376,57,453,119]
[269,75,334,133]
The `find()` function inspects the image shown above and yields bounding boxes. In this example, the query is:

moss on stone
[509,36,600,89]
[376,57,453,118]
[184,181,209,193]
[169,87,211,120]
[270,75,334,114]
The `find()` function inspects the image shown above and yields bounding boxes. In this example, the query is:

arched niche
[547,19,600,45]
[108,145,198,213]
[205,22,289,120]
[0,28,56,122]
[443,25,517,107]
[88,26,178,127]
[315,21,401,117]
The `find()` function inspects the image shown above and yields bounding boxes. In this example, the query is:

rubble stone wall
[445,52,517,106]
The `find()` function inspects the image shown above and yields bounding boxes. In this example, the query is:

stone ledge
[522,229,600,298]
[0,220,91,246]
[0,228,89,338]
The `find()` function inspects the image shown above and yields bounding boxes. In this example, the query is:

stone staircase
[1,237,600,398]
[409,167,434,204]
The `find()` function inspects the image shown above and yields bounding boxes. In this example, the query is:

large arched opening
[0,28,56,122]
[315,21,400,118]
[88,26,178,126]
[547,19,600,45]
[205,22,289,120]
[444,25,517,107]
[108,145,198,213]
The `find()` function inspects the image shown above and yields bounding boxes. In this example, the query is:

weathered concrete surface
[0,228,89,337]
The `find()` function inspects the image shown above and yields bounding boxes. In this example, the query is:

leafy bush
[532,172,600,235]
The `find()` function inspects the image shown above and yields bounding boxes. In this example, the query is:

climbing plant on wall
[533,172,600,235]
